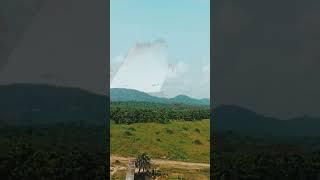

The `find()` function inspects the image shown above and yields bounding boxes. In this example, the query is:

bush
[166,129,174,134]
[193,139,202,145]
[182,127,189,131]
[194,128,201,133]
[128,127,136,131]
[159,118,170,124]
[124,131,133,136]
[149,169,164,178]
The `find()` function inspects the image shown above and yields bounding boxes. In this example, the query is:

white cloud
[112,55,124,64]
[162,60,210,99]
[166,61,189,79]
[110,55,125,81]
[111,40,169,93]
[110,40,210,98]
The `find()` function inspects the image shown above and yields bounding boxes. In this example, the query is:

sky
[213,0,320,118]
[1,0,320,118]
[110,0,210,99]
[0,0,108,95]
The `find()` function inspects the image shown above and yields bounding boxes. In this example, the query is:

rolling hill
[110,88,209,106]
[111,119,210,163]
[2,84,318,137]
[0,83,108,125]
[0,84,209,125]
[214,105,320,137]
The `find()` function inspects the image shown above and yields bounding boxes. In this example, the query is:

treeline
[0,142,107,180]
[0,123,108,179]
[111,101,209,110]
[110,102,210,124]
[212,131,320,179]
[212,151,320,180]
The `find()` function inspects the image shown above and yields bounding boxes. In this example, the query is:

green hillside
[214,105,320,137]
[110,88,210,106]
[110,119,210,163]
[0,84,108,125]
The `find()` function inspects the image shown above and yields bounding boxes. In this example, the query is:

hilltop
[110,88,209,106]
[0,84,107,125]
[214,105,320,137]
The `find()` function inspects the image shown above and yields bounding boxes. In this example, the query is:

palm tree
[135,153,151,173]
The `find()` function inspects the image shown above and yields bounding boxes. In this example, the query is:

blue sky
[111,0,210,98]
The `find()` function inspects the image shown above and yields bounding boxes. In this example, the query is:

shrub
[193,139,202,145]
[166,129,174,134]
[182,127,189,131]
[194,128,201,133]
[124,131,133,136]
[128,127,136,131]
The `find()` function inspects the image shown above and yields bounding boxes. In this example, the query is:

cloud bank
[111,39,168,93]
[111,40,210,99]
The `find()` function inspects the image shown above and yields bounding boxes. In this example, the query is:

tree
[135,153,151,173]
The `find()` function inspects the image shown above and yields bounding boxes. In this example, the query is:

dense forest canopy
[110,101,210,124]
[212,131,320,180]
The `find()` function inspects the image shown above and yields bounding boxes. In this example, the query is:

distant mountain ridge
[214,105,320,137]
[0,84,319,137]
[110,88,209,106]
[0,83,107,125]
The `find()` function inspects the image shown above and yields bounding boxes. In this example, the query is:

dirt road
[110,155,210,170]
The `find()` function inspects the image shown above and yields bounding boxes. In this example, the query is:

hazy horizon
[110,86,210,100]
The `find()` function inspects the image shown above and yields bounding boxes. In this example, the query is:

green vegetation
[111,101,210,124]
[111,119,210,163]
[160,167,210,179]
[0,84,210,178]
[110,88,209,106]
[110,100,210,179]
[0,84,109,179]
[111,153,209,179]
[215,105,320,137]
[133,153,164,179]
[212,105,320,179]
[0,124,107,179]
[212,131,320,179]
[135,153,152,173]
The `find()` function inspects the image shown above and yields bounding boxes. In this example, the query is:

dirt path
[110,155,210,170]
[110,165,126,176]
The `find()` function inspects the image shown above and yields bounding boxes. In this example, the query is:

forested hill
[214,105,320,137]
[111,101,210,124]
[0,84,108,125]
[0,84,209,125]
[110,88,210,106]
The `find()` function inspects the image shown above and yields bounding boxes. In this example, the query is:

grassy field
[110,119,210,163]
